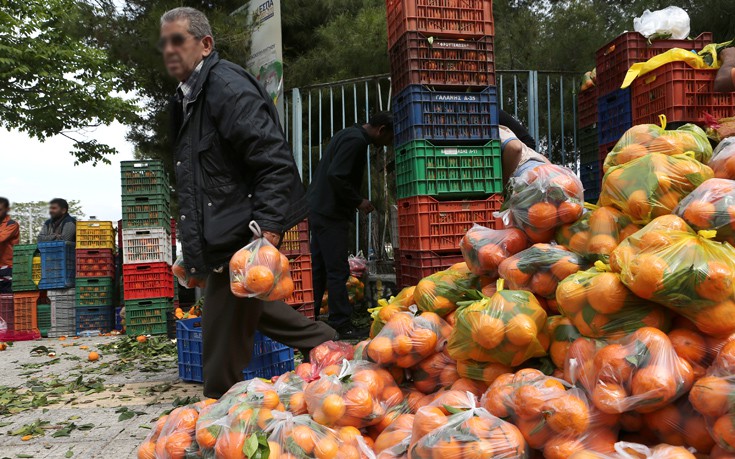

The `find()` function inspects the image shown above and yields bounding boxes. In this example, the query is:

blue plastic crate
[114,307,123,331]
[393,85,500,146]
[37,242,75,289]
[578,125,599,166]
[580,160,602,204]
[75,306,112,334]
[598,88,632,146]
[176,318,294,383]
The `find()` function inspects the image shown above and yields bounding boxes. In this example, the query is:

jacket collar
[175,51,221,140]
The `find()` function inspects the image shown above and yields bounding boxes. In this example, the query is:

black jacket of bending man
[170,51,307,274]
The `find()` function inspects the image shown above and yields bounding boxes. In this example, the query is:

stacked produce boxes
[120,160,174,336]
[386,0,502,287]
[577,77,600,202]
[36,241,75,339]
[280,220,315,320]
[3,244,41,339]
[589,31,715,201]
[75,220,116,335]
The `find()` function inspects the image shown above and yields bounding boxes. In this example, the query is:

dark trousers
[0,267,11,294]
[310,213,351,330]
[202,270,336,399]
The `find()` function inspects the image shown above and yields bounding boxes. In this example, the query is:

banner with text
[246,0,284,124]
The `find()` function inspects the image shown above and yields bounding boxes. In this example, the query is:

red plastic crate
[632,61,735,126]
[76,249,115,278]
[595,32,713,95]
[397,195,503,252]
[295,303,315,321]
[577,86,598,128]
[0,294,14,330]
[171,217,177,250]
[398,250,465,288]
[390,32,495,94]
[13,292,39,331]
[386,0,494,49]
[123,262,174,300]
[285,254,314,309]
[281,220,309,256]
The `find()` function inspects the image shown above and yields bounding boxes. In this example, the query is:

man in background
[307,112,394,339]
[0,198,20,294]
[37,198,76,243]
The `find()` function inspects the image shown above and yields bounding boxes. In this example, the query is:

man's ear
[202,36,214,56]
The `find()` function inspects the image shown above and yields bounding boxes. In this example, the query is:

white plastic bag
[349,252,368,278]
[229,221,294,300]
[634,6,690,40]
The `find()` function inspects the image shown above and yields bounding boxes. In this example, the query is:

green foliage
[0,0,140,165]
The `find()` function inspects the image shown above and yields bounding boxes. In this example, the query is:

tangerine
[530,271,558,298]
[631,365,678,411]
[683,199,717,229]
[244,265,275,294]
[627,189,652,222]
[506,314,538,346]
[291,425,316,454]
[689,376,731,418]
[137,441,156,459]
[696,301,735,337]
[230,249,252,271]
[215,431,247,459]
[543,394,590,436]
[669,328,707,365]
[527,202,559,230]
[472,315,505,350]
[367,337,395,365]
[314,436,339,459]
[587,272,628,314]
[558,201,583,224]
[616,143,648,165]
[697,261,734,302]
[413,406,446,439]
[713,415,735,452]
[165,431,192,459]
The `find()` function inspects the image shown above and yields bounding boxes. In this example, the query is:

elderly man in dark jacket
[161,7,335,398]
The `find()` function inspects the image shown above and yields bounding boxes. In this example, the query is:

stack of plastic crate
[75,220,116,335]
[280,220,315,320]
[595,32,714,174]
[386,0,503,288]
[120,160,174,336]
[47,289,75,338]
[577,77,600,202]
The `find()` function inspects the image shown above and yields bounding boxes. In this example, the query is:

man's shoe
[334,325,369,341]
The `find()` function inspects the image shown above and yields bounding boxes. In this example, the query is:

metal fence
[285,71,584,257]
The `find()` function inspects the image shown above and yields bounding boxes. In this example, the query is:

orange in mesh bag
[229,221,294,300]
[480,368,619,459]
[598,153,714,225]
[611,215,735,337]
[603,118,712,173]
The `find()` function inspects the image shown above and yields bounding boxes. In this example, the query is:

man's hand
[262,231,281,247]
[358,199,375,214]
[721,47,735,62]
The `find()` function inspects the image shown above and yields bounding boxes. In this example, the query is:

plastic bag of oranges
[598,153,714,225]
[566,327,694,415]
[409,351,459,394]
[569,442,698,459]
[710,137,735,180]
[611,215,735,337]
[689,340,735,453]
[499,164,585,243]
[304,360,402,429]
[347,276,365,304]
[447,283,548,366]
[674,178,735,245]
[369,287,416,338]
[546,316,582,369]
[641,397,716,455]
[456,360,512,384]
[480,368,619,459]
[556,206,640,263]
[498,243,587,299]
[137,401,212,459]
[460,224,530,277]
[374,413,414,459]
[410,392,528,459]
[229,222,294,300]
[413,266,481,317]
[171,255,207,289]
[668,318,735,380]
[603,120,713,173]
[556,264,670,340]
[366,310,450,368]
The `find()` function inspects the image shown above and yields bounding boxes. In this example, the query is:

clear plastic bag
[499,164,585,243]
[273,372,309,415]
[603,123,712,173]
[642,397,715,454]
[349,252,368,278]
[229,221,294,300]
[556,206,640,263]
[556,264,670,340]
[570,442,697,459]
[367,310,450,368]
[171,255,207,289]
[410,392,529,459]
[304,360,402,428]
[710,138,735,180]
[370,287,416,338]
[480,368,619,459]
[498,243,587,299]
[137,401,211,459]
[566,327,694,415]
[374,413,414,459]
[460,224,530,277]
[409,350,459,394]
[447,285,548,366]
[347,276,365,304]
[413,266,481,317]
[634,6,691,40]
[456,359,512,384]
[547,316,583,369]
[599,153,714,225]
[669,317,735,379]
[674,178,735,245]
[611,215,735,337]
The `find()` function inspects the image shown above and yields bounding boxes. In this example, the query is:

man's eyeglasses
[157,33,195,52]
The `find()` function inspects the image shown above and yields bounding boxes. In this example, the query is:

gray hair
[161,7,214,45]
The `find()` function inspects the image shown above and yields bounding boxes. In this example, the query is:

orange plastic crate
[285,255,314,309]
[13,292,39,331]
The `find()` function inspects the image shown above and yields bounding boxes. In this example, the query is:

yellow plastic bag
[621,47,715,88]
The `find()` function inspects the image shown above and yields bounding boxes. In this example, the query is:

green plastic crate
[37,303,51,337]
[579,125,599,165]
[12,244,38,292]
[120,160,170,198]
[75,277,114,307]
[121,195,171,230]
[395,140,503,199]
[125,298,172,336]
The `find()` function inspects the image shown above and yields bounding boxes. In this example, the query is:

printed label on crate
[441,147,482,156]
[434,40,475,49]
[432,94,480,102]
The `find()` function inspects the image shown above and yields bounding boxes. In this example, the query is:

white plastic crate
[122,227,173,265]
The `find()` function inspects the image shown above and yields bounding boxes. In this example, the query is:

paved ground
[0,335,201,459]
